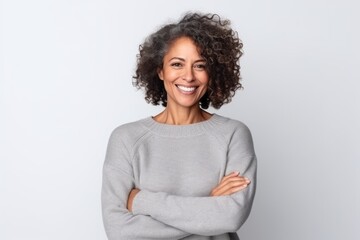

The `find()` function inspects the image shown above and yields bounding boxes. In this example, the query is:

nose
[182,66,195,82]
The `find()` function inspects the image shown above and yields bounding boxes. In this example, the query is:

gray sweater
[101,114,257,240]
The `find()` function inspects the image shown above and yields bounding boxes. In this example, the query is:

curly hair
[133,12,243,109]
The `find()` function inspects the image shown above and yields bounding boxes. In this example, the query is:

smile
[176,85,197,93]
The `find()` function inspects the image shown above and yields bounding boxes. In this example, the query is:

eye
[194,63,206,70]
[170,62,183,68]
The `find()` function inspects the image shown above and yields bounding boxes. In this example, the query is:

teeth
[177,85,196,92]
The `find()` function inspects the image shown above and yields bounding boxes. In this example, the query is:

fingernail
[233,171,240,175]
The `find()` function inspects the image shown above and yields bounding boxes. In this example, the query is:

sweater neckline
[140,113,226,137]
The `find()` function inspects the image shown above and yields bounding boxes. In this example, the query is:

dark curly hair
[133,12,243,109]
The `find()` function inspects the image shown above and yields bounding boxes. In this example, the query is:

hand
[210,172,251,196]
[127,188,140,212]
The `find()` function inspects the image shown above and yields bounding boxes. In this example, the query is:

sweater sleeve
[132,123,257,236]
[101,130,191,240]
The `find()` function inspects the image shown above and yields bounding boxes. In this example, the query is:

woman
[102,12,257,240]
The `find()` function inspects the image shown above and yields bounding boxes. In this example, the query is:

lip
[175,84,198,88]
[175,84,198,94]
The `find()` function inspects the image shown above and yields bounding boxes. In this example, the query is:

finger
[212,181,249,196]
[220,171,240,183]
[212,177,248,195]
[219,184,249,196]
[214,179,249,196]
[216,176,250,192]
[211,177,250,196]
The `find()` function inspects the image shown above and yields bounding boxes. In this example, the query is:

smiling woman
[157,37,211,124]
[101,12,257,240]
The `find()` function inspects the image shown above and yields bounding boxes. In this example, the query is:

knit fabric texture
[101,114,257,240]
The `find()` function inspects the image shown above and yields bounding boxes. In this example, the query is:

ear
[157,67,164,81]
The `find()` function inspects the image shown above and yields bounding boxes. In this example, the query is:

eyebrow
[168,57,206,63]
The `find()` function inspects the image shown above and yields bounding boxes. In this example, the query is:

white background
[1,0,359,239]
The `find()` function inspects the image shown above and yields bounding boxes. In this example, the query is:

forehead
[165,36,202,58]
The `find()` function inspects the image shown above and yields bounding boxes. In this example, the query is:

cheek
[198,73,209,86]
[168,70,182,80]
[162,72,177,83]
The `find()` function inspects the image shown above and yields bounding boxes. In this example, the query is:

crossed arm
[127,171,250,211]
[102,124,257,239]
[102,165,254,239]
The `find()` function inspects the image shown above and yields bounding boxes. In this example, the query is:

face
[158,37,209,110]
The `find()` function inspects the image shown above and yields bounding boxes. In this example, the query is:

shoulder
[108,117,152,145]
[212,114,252,135]
[212,114,255,151]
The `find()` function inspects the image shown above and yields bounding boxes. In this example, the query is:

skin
[155,36,212,125]
[127,37,250,212]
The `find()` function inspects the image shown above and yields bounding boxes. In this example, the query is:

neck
[154,105,211,125]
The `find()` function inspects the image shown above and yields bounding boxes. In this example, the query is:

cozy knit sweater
[101,114,257,240]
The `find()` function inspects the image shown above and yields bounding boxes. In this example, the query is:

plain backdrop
[1,0,359,239]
